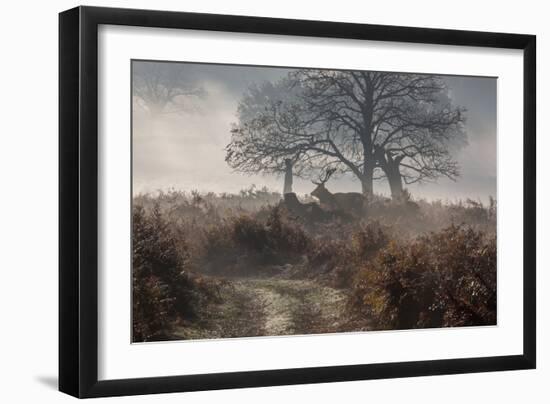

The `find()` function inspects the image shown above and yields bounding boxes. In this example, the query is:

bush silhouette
[352,225,496,330]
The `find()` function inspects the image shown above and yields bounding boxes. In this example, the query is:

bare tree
[132,62,204,116]
[292,70,466,198]
[373,95,466,198]
[226,70,466,199]
[225,80,320,194]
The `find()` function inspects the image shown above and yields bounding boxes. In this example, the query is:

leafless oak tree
[225,80,320,194]
[226,69,466,199]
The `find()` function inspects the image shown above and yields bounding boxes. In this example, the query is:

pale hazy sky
[132,61,496,202]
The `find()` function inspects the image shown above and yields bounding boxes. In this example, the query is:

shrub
[232,215,269,252]
[132,204,199,341]
[132,275,174,342]
[351,221,390,261]
[305,238,350,282]
[264,207,310,255]
[304,221,389,288]
[199,221,237,272]
[351,225,496,330]
[193,206,311,275]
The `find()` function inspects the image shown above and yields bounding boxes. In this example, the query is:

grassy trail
[170,277,350,340]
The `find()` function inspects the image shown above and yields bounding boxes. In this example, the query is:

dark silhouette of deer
[311,168,365,217]
[283,192,331,222]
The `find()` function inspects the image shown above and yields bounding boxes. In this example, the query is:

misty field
[131,62,497,342]
[132,188,496,342]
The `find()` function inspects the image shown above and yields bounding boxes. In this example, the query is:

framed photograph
[59,6,536,398]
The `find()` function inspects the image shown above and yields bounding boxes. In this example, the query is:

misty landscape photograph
[131,60,497,343]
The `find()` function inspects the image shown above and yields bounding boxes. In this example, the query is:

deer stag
[283,192,332,222]
[311,168,365,217]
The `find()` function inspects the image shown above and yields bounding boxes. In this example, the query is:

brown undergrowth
[132,189,496,340]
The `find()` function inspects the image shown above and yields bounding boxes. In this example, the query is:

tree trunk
[377,150,405,201]
[388,171,404,200]
[361,162,374,196]
[283,159,293,194]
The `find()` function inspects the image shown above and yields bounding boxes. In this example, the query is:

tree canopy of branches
[226,79,323,180]
[132,62,205,116]
[226,69,466,199]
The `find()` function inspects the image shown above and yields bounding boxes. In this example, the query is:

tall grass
[133,187,497,335]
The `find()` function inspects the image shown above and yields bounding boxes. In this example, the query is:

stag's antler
[312,167,336,185]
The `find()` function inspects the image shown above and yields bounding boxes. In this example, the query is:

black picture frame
[59,5,536,398]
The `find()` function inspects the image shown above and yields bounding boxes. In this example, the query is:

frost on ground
[169,277,354,340]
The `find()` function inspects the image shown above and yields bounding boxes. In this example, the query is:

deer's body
[311,168,365,217]
[311,185,364,216]
[283,192,330,222]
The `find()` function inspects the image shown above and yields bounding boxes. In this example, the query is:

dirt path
[170,277,349,340]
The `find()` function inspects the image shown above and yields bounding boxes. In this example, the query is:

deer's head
[311,168,336,201]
